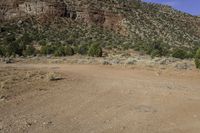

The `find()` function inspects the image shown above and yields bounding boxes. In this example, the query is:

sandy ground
[0,63,200,133]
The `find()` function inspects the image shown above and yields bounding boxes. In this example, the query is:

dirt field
[0,62,200,133]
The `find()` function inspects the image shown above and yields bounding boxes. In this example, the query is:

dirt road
[0,63,200,133]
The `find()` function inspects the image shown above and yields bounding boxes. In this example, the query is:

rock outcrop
[1,0,128,34]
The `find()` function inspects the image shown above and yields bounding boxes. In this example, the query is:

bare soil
[0,62,200,133]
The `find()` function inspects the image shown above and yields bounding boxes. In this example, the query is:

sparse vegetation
[64,46,74,56]
[195,48,200,69]
[47,72,63,81]
[40,45,55,55]
[77,45,89,55]
[88,44,103,57]
[172,49,189,59]
[0,45,5,56]
[23,45,36,56]
[1,0,200,58]
[134,40,169,58]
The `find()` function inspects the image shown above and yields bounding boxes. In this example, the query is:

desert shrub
[54,45,74,56]
[0,46,5,56]
[172,49,188,59]
[39,40,47,46]
[78,45,89,55]
[5,34,16,43]
[19,33,33,45]
[195,48,200,69]
[122,42,131,50]
[6,42,23,56]
[64,46,74,56]
[40,45,55,55]
[47,72,63,81]
[134,40,169,58]
[54,46,66,56]
[40,44,74,56]
[23,45,36,56]
[88,44,103,57]
[151,41,169,57]
[186,51,195,58]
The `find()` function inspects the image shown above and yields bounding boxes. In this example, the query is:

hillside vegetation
[0,0,200,58]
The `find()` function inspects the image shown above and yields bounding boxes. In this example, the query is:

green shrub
[78,45,88,55]
[88,44,103,57]
[195,48,200,69]
[172,49,188,59]
[39,40,47,46]
[6,42,23,56]
[54,45,74,56]
[40,45,55,55]
[186,51,195,58]
[64,46,74,56]
[19,33,32,45]
[134,40,169,58]
[54,46,66,57]
[40,44,74,56]
[0,46,6,56]
[145,40,169,58]
[6,34,16,43]
[23,45,36,56]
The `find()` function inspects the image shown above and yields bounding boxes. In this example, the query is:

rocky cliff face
[1,0,73,19]
[1,0,128,35]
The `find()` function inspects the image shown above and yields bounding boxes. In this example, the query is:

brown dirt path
[0,63,200,133]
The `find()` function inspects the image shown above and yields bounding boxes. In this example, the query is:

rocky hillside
[1,0,200,57]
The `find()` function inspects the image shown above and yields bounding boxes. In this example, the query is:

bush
[88,44,103,57]
[134,40,169,58]
[54,46,66,56]
[23,45,36,56]
[0,46,6,56]
[150,41,169,57]
[40,45,55,55]
[40,44,74,56]
[64,46,74,56]
[195,48,200,69]
[78,45,88,55]
[6,42,23,56]
[172,49,188,59]
[39,40,47,46]
[19,33,33,45]
[54,46,74,56]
